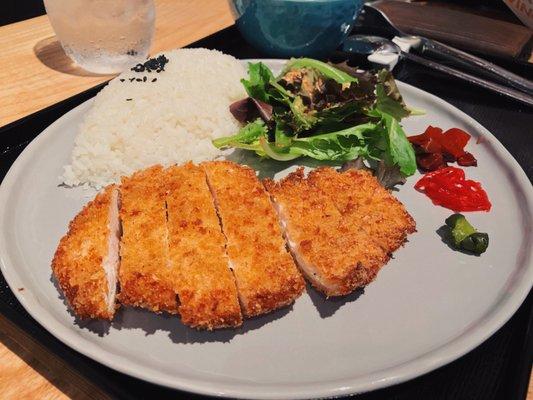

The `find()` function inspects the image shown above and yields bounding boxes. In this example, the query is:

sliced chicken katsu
[52,185,120,319]
[166,163,242,329]
[203,161,305,317]
[308,168,416,255]
[119,166,178,313]
[264,169,387,297]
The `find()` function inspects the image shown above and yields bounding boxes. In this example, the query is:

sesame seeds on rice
[62,48,247,188]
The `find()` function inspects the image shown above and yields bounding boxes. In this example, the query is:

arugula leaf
[269,79,294,101]
[212,119,267,149]
[274,123,293,147]
[287,123,376,161]
[375,84,410,121]
[288,96,318,132]
[241,62,275,102]
[374,70,410,120]
[241,62,301,107]
[373,110,417,176]
[240,63,316,133]
[259,137,300,161]
[313,101,369,132]
[283,58,358,84]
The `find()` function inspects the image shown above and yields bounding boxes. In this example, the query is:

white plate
[0,60,532,399]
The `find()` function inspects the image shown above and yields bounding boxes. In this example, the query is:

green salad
[213,58,418,177]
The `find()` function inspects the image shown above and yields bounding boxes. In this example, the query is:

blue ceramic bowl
[229,0,364,58]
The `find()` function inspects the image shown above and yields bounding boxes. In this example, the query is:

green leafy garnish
[286,124,374,161]
[212,119,267,149]
[214,59,418,177]
[282,58,358,84]
[259,137,300,161]
[374,69,410,120]
[372,110,417,176]
[241,62,275,102]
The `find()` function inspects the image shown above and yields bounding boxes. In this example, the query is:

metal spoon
[341,35,533,107]
[363,3,533,96]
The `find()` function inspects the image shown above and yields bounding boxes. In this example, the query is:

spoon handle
[419,38,533,95]
[402,52,533,108]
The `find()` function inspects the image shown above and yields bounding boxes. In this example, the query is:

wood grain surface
[374,1,532,59]
[0,314,110,400]
[0,0,234,127]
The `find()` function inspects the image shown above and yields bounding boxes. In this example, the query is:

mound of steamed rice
[62,48,247,188]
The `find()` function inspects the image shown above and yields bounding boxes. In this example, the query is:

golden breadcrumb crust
[308,168,416,260]
[52,185,117,319]
[264,168,390,296]
[119,165,178,314]
[53,161,416,323]
[166,163,242,329]
[203,161,305,317]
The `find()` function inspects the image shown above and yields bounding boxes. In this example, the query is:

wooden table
[0,0,234,127]
[0,1,531,399]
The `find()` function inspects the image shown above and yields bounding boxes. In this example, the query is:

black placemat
[0,26,531,400]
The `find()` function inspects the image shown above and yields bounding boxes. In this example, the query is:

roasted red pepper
[441,128,470,159]
[417,153,446,171]
[415,167,491,212]
[457,152,478,167]
[408,126,477,171]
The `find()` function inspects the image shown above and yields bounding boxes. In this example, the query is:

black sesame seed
[131,63,145,72]
[120,78,125,82]
[130,54,169,74]
[143,76,147,82]
[136,78,142,82]
[126,98,132,101]
[152,78,157,82]
[129,78,135,82]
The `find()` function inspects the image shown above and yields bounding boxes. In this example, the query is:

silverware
[364,2,533,96]
[341,35,533,107]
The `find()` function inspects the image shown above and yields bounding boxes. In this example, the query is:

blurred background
[0,0,525,26]
[2,0,45,26]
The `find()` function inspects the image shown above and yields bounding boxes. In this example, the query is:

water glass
[43,0,155,74]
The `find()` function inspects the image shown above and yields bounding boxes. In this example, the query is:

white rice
[62,48,246,188]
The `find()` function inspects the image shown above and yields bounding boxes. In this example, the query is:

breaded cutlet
[203,161,305,317]
[166,163,242,329]
[264,169,385,297]
[119,165,178,314]
[308,168,416,257]
[52,185,120,319]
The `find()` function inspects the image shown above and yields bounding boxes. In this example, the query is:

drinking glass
[43,0,155,74]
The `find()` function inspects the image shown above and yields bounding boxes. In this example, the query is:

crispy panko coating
[308,168,416,259]
[119,165,178,313]
[264,168,392,297]
[52,185,119,319]
[166,163,242,329]
[203,161,305,317]
[53,160,416,323]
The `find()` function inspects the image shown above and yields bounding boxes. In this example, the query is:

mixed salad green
[213,58,418,177]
